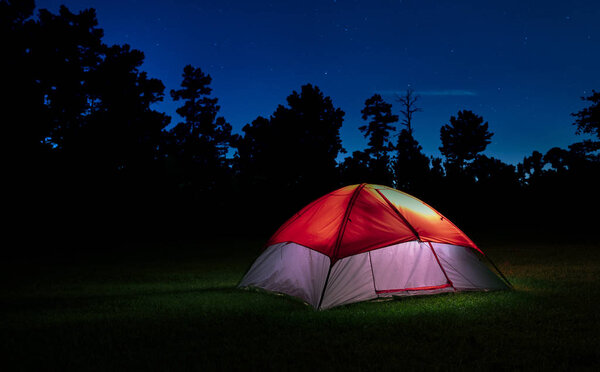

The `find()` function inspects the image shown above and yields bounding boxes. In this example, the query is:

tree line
[3,2,599,254]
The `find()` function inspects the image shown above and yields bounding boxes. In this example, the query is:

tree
[517,150,544,186]
[339,150,372,185]
[2,2,173,250]
[273,84,345,195]
[469,155,518,187]
[232,115,270,187]
[543,147,571,174]
[72,44,170,178]
[395,129,430,193]
[167,65,233,193]
[359,94,398,185]
[542,145,598,178]
[572,90,600,140]
[430,157,445,180]
[2,3,169,178]
[393,88,429,193]
[440,110,493,170]
[0,0,33,27]
[34,6,105,150]
[360,94,398,158]
[3,3,105,167]
[395,88,422,135]
[2,0,37,153]
[234,84,345,216]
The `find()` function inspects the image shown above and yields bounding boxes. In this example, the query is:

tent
[239,183,510,310]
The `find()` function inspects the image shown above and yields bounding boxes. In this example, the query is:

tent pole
[485,254,514,290]
[317,264,332,310]
[317,183,366,310]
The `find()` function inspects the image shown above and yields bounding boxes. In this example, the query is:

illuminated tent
[239,184,510,310]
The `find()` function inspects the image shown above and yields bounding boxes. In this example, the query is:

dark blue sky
[37,0,599,164]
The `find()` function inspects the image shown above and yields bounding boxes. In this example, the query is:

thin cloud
[379,89,477,97]
[417,89,477,96]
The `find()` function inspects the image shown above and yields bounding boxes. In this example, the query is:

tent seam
[375,189,421,241]
[367,251,378,296]
[375,187,482,254]
[427,241,455,290]
[265,193,332,247]
[317,183,366,309]
[332,183,367,261]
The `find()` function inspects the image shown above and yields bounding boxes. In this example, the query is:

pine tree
[168,65,233,192]
[359,94,398,185]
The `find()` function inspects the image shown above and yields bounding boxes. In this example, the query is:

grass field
[2,236,599,371]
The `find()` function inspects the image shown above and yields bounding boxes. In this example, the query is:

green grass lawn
[2,237,599,371]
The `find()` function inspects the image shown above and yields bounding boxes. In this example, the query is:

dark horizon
[35,0,600,164]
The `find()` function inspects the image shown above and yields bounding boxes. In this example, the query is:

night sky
[36,0,600,164]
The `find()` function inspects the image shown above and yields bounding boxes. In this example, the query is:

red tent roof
[267,184,479,262]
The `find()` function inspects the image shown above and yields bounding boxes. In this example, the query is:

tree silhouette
[274,85,345,188]
[2,2,178,249]
[72,44,170,179]
[232,115,270,187]
[3,3,106,172]
[339,150,372,185]
[2,0,36,144]
[234,84,345,224]
[572,90,600,139]
[0,0,33,26]
[395,129,430,194]
[568,140,600,161]
[543,147,571,173]
[5,1,600,248]
[393,88,429,193]
[2,3,169,179]
[440,110,493,171]
[517,150,544,186]
[3,0,36,142]
[360,94,398,158]
[469,155,517,187]
[515,143,599,233]
[395,88,422,135]
[35,6,105,150]
[167,65,233,193]
[359,94,397,185]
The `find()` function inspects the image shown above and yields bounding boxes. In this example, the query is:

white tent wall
[432,242,508,290]
[370,241,448,292]
[238,242,330,308]
[319,241,453,309]
[319,252,377,309]
[239,241,507,310]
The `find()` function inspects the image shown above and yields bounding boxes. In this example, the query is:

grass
[1,236,599,370]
